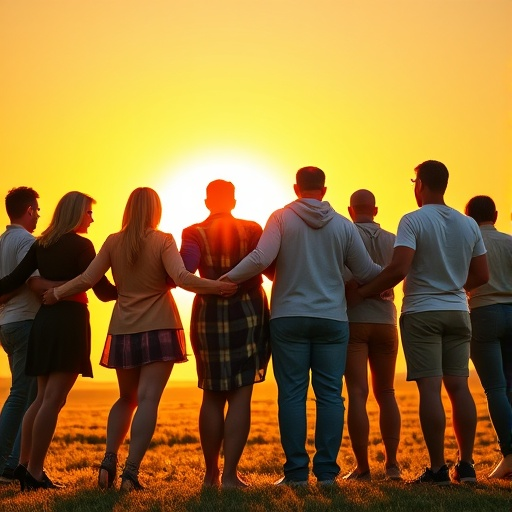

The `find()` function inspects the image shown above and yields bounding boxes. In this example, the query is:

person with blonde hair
[44,187,237,491]
[0,191,117,490]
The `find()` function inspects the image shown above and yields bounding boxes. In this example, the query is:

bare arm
[464,253,489,292]
[358,246,415,299]
[27,277,66,300]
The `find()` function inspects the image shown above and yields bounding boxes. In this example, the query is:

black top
[0,232,116,301]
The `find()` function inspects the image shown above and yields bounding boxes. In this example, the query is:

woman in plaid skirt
[181,180,271,488]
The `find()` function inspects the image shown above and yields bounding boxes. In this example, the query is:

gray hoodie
[227,198,381,322]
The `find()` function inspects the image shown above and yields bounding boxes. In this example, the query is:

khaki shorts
[399,310,471,381]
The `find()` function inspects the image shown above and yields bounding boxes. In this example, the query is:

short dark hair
[296,166,325,192]
[414,160,449,193]
[5,187,39,220]
[206,180,235,201]
[465,195,496,224]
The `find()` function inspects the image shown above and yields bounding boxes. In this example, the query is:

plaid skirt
[191,286,271,391]
[100,329,188,369]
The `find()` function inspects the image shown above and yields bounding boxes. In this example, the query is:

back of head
[296,166,325,193]
[5,186,39,221]
[414,160,449,193]
[349,189,376,217]
[206,180,235,212]
[465,195,496,224]
[39,191,95,247]
[122,187,162,265]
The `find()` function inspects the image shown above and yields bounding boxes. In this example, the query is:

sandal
[98,452,118,489]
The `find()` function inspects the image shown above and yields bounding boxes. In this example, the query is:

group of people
[0,161,510,492]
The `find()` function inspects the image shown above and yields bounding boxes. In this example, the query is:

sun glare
[157,152,292,237]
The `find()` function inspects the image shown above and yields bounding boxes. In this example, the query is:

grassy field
[0,373,511,511]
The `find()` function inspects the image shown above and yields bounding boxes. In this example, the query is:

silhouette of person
[223,167,381,485]
[343,189,401,481]
[0,191,117,490]
[180,180,271,488]
[351,161,488,485]
[465,195,512,479]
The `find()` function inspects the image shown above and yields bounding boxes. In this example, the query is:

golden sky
[1,1,511,383]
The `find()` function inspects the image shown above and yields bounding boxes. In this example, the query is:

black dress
[0,232,116,377]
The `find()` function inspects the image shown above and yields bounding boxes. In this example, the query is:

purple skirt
[100,329,188,369]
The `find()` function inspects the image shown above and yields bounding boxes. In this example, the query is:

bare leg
[443,375,476,464]
[18,376,46,466]
[199,390,226,486]
[221,385,253,488]
[416,376,445,471]
[27,372,77,480]
[345,344,370,474]
[370,354,401,469]
[124,361,173,469]
[105,368,140,454]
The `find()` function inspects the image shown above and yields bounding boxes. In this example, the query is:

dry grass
[0,373,511,511]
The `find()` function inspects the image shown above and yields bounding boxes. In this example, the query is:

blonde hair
[39,191,95,248]
[121,187,162,265]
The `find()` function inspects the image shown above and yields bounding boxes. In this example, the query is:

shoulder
[152,230,176,246]
[235,218,263,232]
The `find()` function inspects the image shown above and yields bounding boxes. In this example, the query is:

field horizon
[1,370,512,511]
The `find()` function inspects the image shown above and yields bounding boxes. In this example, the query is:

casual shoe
[342,468,371,481]
[385,464,402,481]
[274,476,309,486]
[408,465,451,485]
[451,461,476,484]
[488,454,512,479]
[317,479,337,486]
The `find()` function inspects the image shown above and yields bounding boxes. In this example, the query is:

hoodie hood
[354,222,383,240]
[286,198,336,229]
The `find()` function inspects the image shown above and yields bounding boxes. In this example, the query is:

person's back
[398,205,483,312]
[180,179,270,487]
[233,199,380,321]
[0,187,39,482]
[343,189,401,481]
[355,160,488,486]
[465,195,512,480]
[226,167,381,485]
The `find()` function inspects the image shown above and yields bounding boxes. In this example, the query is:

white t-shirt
[395,204,486,314]
[0,224,40,324]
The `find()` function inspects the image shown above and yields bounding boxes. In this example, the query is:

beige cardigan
[54,229,220,334]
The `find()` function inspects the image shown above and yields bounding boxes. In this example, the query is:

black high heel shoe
[42,470,65,489]
[13,464,27,491]
[24,471,50,491]
[98,452,118,489]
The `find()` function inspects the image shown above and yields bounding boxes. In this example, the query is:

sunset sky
[1,1,510,383]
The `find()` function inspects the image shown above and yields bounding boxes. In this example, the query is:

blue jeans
[0,320,37,471]
[470,304,512,456]
[270,317,348,481]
